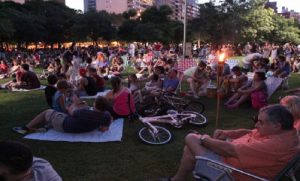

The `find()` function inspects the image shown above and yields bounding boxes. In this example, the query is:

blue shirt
[63,110,111,133]
[163,78,179,92]
[52,91,66,113]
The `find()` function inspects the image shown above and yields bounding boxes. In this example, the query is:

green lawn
[0,70,299,181]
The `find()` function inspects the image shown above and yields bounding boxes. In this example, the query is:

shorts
[45,110,68,132]
[194,151,233,181]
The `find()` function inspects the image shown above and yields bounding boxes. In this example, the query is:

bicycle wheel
[164,93,186,111]
[184,101,205,114]
[181,111,207,126]
[138,126,172,145]
[142,103,161,117]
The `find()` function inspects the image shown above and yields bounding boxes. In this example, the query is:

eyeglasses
[252,115,264,124]
[252,115,259,123]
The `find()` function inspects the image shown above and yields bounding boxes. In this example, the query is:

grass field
[0,69,299,181]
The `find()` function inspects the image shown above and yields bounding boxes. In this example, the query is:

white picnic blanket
[24,118,124,142]
[11,85,46,92]
[80,89,111,99]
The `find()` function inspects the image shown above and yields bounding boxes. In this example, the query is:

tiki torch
[216,53,225,128]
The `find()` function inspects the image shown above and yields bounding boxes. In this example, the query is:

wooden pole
[216,64,221,128]
[216,53,225,128]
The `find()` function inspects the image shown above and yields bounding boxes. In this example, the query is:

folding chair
[193,152,300,181]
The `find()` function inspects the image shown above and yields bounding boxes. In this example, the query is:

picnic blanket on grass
[80,89,111,99]
[11,85,46,92]
[24,118,124,142]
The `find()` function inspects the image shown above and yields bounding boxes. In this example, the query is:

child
[52,80,70,113]
[44,75,58,108]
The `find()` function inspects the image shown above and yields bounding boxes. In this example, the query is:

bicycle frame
[140,113,198,127]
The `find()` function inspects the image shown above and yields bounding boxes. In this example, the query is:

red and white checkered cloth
[176,58,198,72]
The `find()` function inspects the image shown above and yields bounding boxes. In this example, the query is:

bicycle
[141,92,205,117]
[138,110,207,145]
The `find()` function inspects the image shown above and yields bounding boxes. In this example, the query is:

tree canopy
[0,0,299,47]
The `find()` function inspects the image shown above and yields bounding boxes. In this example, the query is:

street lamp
[215,52,225,128]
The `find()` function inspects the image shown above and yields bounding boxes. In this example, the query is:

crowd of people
[1,41,300,180]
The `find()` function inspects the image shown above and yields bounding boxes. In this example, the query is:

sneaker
[12,126,29,135]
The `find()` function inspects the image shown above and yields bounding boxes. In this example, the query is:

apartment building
[96,0,127,14]
[155,0,199,22]
[1,0,65,4]
[84,0,96,12]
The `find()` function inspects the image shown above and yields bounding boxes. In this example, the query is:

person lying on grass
[12,96,112,135]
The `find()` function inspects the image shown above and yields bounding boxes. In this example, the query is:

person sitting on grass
[224,71,267,109]
[45,74,58,108]
[221,66,248,94]
[0,58,9,78]
[7,64,40,90]
[87,67,105,92]
[187,61,210,98]
[273,55,291,78]
[106,76,136,119]
[12,96,112,134]
[52,79,70,113]
[160,105,300,181]
[77,68,97,97]
[280,95,300,132]
[162,69,179,94]
[0,140,62,181]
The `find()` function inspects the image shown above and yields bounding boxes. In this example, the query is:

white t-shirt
[26,157,62,181]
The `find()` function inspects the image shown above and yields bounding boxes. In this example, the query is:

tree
[118,5,182,44]
[241,7,275,42]
[71,11,116,45]
[270,15,300,44]
[0,10,15,45]
[24,0,76,46]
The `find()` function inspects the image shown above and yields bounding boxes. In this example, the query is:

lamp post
[216,53,225,128]
[183,0,187,59]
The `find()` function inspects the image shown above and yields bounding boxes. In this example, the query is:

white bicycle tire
[138,126,172,145]
[181,111,207,126]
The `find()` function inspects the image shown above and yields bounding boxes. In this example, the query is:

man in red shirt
[165,105,300,181]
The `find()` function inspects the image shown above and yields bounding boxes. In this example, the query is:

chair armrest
[194,156,269,181]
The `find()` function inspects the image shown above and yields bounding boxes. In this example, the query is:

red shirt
[224,129,300,180]
[0,63,8,73]
[92,74,104,89]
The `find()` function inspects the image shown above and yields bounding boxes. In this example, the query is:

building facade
[83,0,154,14]
[96,0,127,14]
[155,0,199,22]
[1,0,65,4]
[128,0,154,12]
[84,0,96,12]
[265,1,277,13]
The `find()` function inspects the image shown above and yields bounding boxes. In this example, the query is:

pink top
[113,88,135,116]
[224,129,300,181]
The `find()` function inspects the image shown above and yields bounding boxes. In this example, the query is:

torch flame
[219,53,225,63]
